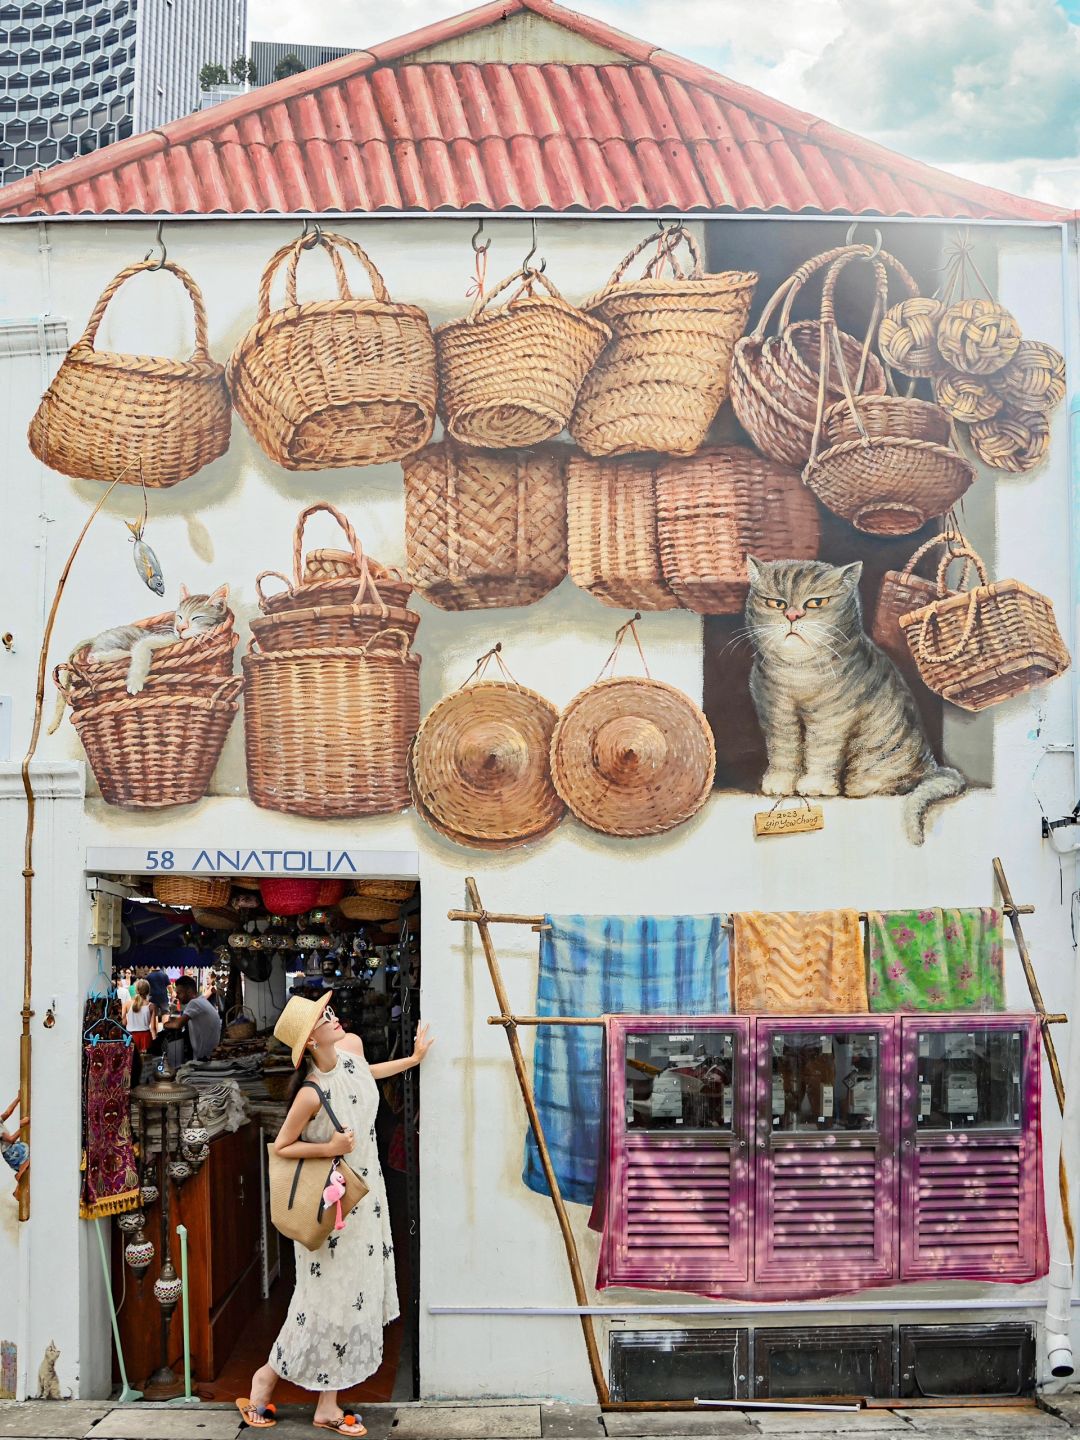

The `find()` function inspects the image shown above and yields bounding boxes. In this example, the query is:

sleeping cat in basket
[49,584,229,733]
[746,557,965,846]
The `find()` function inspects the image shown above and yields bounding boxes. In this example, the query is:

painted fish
[126,519,164,595]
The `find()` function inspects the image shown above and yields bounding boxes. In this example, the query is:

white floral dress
[269,1047,398,1391]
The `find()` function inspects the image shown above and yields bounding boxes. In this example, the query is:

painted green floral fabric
[866,907,1005,1012]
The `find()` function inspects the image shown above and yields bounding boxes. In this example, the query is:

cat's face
[745,557,863,664]
[175,583,229,640]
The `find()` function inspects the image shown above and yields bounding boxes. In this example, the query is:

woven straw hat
[273,991,334,1068]
[411,671,564,848]
[551,675,715,837]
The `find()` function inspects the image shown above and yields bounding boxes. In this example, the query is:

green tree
[231,55,257,85]
[198,61,228,91]
[274,53,306,81]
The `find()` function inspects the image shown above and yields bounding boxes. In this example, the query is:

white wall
[0,215,1075,1400]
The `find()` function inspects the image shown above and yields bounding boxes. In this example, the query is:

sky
[248,0,1080,208]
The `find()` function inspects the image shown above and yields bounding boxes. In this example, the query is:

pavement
[2,1398,1080,1440]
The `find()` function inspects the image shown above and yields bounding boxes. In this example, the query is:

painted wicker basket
[824,396,952,449]
[898,544,1071,712]
[569,226,756,456]
[352,880,416,900]
[654,446,821,614]
[990,341,1066,413]
[72,677,242,809]
[730,245,889,467]
[968,410,1050,474]
[403,441,568,610]
[242,628,420,818]
[28,258,231,486]
[566,453,678,611]
[435,266,610,448]
[153,875,232,908]
[255,503,412,616]
[227,231,436,470]
[870,532,971,673]
[251,602,419,654]
[340,896,402,922]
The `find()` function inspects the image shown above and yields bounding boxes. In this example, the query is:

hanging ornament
[125,1232,155,1279]
[125,464,165,596]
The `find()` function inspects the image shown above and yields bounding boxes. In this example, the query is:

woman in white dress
[238,992,432,1435]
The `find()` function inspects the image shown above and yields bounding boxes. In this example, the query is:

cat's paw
[796,773,840,797]
[761,769,798,796]
[126,675,147,696]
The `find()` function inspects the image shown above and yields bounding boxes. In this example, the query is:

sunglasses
[315,1005,337,1028]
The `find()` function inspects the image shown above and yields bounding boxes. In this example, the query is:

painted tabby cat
[746,557,964,845]
[49,584,229,733]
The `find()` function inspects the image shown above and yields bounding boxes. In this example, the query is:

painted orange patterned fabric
[732,910,867,1013]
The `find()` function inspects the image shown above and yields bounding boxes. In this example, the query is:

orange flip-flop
[236,1397,277,1428]
[313,1413,366,1436]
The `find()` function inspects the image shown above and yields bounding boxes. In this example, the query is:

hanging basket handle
[292,502,364,587]
[751,243,872,342]
[76,259,214,362]
[932,542,988,597]
[897,530,973,582]
[595,614,651,683]
[255,570,295,608]
[359,626,413,662]
[348,555,390,616]
[605,226,701,287]
[459,642,520,689]
[466,265,572,323]
[208,676,244,705]
[256,231,392,320]
[911,543,989,666]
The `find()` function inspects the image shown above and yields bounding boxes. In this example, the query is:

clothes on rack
[866,907,1005,1012]
[732,910,866,1013]
[524,913,730,1206]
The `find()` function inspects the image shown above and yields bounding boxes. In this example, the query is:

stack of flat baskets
[243,503,420,818]
[569,226,757,457]
[403,441,568,609]
[897,542,1070,712]
[54,610,240,808]
[228,230,436,471]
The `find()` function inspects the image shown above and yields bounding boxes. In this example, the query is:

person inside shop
[145,965,171,1016]
[236,993,433,1436]
[122,978,157,1053]
[161,974,222,1061]
[203,973,225,1020]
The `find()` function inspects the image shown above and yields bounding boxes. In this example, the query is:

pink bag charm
[323,1167,348,1231]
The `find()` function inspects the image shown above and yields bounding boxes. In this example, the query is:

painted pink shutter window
[899,1015,1047,1283]
[599,1017,752,1291]
[752,1017,899,1296]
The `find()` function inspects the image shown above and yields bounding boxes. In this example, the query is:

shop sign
[86,846,419,877]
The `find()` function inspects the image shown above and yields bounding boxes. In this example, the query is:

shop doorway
[85,869,421,1404]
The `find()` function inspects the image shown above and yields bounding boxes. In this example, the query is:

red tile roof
[0,0,1067,221]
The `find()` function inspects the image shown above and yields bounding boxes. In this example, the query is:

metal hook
[522,218,546,275]
[300,217,324,248]
[143,220,166,271]
[656,217,679,233]
[471,219,490,256]
[845,222,883,259]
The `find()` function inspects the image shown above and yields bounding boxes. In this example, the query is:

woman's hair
[286,1049,315,1104]
[131,978,151,1013]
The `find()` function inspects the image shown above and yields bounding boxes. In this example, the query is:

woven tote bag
[242,628,420,818]
[403,441,568,610]
[566,453,679,611]
[228,231,436,470]
[569,226,756,456]
[435,266,610,448]
[654,446,821,614]
[28,258,231,486]
[267,1082,368,1251]
[898,544,1071,712]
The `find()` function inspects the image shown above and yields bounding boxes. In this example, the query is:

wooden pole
[453,879,610,1406]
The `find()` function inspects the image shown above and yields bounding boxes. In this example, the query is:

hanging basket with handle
[255,502,412,617]
[227,231,436,470]
[898,543,1070,712]
[568,225,757,457]
[403,440,568,610]
[435,265,610,449]
[242,627,420,818]
[153,875,232,909]
[224,1005,258,1042]
[729,244,888,468]
[870,530,972,675]
[565,453,679,612]
[654,445,821,614]
[28,258,232,486]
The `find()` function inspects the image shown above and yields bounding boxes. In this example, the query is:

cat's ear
[208,583,230,606]
[177,583,189,601]
[836,561,863,590]
[746,554,764,587]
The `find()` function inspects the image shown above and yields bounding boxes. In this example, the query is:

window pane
[625,1029,735,1131]
[916,1028,1023,1130]
[763,1339,884,1399]
[771,1031,879,1132]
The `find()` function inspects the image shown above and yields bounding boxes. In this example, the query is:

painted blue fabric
[523,913,731,1205]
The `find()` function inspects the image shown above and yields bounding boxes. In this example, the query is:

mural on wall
[32,224,1070,843]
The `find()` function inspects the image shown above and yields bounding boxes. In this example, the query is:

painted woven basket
[569,226,756,457]
[898,544,1071,712]
[72,677,242,809]
[352,879,416,900]
[228,231,436,470]
[435,266,610,448]
[242,628,420,818]
[153,875,232,908]
[566,453,679,611]
[403,440,568,610]
[870,532,973,676]
[654,445,821,614]
[255,503,412,618]
[28,258,231,486]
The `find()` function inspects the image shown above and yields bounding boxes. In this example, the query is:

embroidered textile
[80,1039,139,1219]
[732,910,867,1013]
[524,913,731,1206]
[867,907,1005,1012]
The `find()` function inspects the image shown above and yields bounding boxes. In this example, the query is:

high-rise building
[249,40,356,88]
[0,0,247,186]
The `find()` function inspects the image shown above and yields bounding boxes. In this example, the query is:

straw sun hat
[274,991,334,1068]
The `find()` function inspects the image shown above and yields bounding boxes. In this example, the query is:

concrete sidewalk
[1,1398,1079,1440]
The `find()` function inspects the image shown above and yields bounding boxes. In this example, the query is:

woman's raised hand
[328,1128,355,1157]
[411,1022,434,1066]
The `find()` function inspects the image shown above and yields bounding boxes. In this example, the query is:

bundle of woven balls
[878,295,1065,474]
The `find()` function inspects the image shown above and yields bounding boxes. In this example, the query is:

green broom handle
[177,1223,192,1400]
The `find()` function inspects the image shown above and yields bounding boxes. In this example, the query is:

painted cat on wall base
[745,557,965,845]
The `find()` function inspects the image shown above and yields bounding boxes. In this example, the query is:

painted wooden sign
[754,802,825,837]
